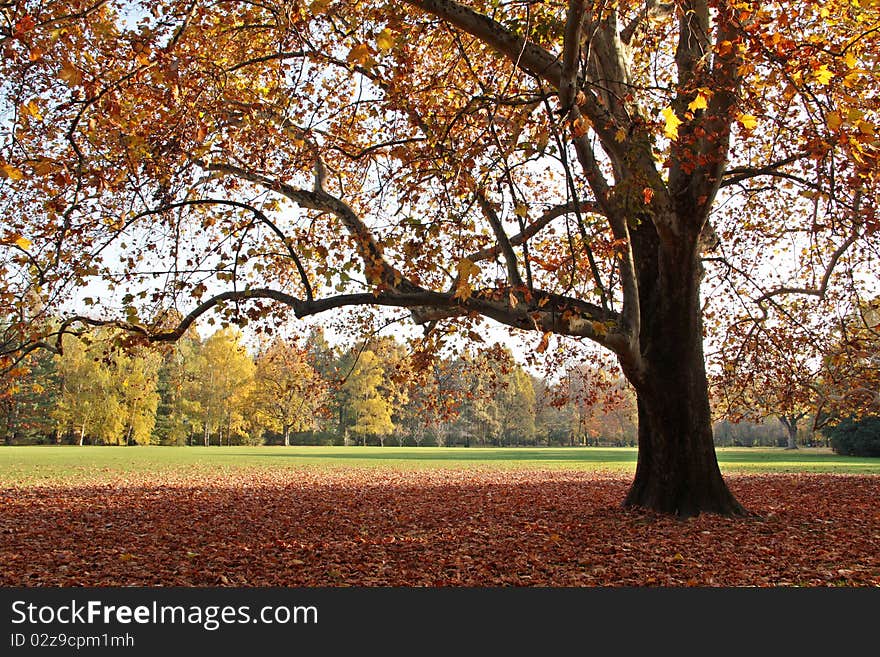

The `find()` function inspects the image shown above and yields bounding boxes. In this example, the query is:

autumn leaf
[0,164,25,181]
[376,28,395,52]
[536,331,551,353]
[856,120,874,136]
[347,44,374,67]
[310,0,332,12]
[811,64,834,85]
[571,115,591,138]
[13,15,36,37]
[58,61,82,86]
[454,258,480,301]
[826,111,843,131]
[20,100,42,121]
[738,113,758,131]
[687,90,710,112]
[660,107,682,140]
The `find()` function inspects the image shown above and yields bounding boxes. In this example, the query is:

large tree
[1,1,877,515]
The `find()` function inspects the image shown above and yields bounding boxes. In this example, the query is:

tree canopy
[1,0,877,515]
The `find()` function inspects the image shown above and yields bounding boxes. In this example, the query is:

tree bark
[623,222,745,517]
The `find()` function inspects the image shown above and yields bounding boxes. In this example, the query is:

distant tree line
[0,325,642,447]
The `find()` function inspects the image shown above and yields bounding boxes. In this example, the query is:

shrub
[827,416,880,457]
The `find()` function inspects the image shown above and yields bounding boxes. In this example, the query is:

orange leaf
[536,332,551,354]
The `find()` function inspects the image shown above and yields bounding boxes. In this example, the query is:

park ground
[1,446,879,587]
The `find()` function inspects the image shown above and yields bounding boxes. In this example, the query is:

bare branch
[755,192,863,304]
[202,161,416,293]
[466,201,597,264]
[132,198,314,302]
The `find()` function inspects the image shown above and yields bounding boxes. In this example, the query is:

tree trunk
[779,416,799,450]
[284,427,290,447]
[623,225,745,517]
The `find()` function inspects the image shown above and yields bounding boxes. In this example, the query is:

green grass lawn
[0,445,878,486]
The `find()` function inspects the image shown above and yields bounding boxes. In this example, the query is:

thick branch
[669,4,742,220]
[404,0,564,88]
[675,0,710,91]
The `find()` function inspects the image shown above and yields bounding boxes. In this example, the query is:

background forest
[1,322,841,450]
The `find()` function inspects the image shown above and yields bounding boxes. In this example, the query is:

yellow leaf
[826,111,842,131]
[456,258,479,279]
[454,258,480,301]
[857,120,875,136]
[812,64,833,85]
[514,204,528,218]
[310,0,332,12]
[376,28,395,52]
[0,164,25,180]
[1,233,25,247]
[614,128,627,143]
[738,113,758,131]
[453,281,472,302]
[687,90,710,112]
[20,100,42,121]
[660,107,682,140]
[14,236,31,250]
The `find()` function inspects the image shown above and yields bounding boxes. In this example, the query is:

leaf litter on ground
[1,468,878,587]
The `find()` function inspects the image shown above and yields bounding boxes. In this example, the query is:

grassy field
[0,445,878,485]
